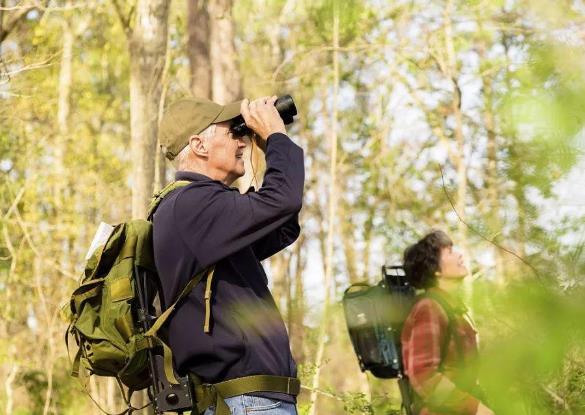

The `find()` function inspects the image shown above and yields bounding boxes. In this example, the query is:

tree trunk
[55,12,74,273]
[129,0,170,219]
[126,1,170,406]
[187,0,244,101]
[187,0,242,101]
[503,33,528,267]
[208,0,241,103]
[155,32,172,192]
[269,252,290,311]
[444,0,467,252]
[0,2,4,53]
[482,64,504,282]
[308,7,339,414]
[514,185,527,259]
[4,362,17,415]
[57,21,73,136]
[289,235,305,363]
[154,132,167,190]
[474,15,505,282]
[187,0,211,99]
[361,203,376,282]
[188,0,254,194]
[443,0,475,314]
[33,249,55,415]
[340,196,359,284]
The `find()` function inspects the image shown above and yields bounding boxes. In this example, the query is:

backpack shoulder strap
[147,180,191,220]
[145,267,213,338]
[144,267,213,384]
[424,290,464,364]
[144,179,217,384]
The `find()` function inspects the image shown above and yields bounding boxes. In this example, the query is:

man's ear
[188,135,208,157]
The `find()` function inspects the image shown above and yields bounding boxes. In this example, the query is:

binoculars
[230,95,298,137]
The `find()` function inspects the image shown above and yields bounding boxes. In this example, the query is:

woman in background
[401,230,494,415]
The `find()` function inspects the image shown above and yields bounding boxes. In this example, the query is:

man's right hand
[240,96,286,145]
[476,402,495,415]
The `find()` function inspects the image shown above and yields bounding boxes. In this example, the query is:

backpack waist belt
[189,374,300,415]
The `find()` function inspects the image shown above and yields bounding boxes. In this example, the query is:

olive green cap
[159,97,243,160]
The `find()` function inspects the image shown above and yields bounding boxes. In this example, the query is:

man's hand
[476,402,495,415]
[240,96,286,146]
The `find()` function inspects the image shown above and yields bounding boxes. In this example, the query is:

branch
[389,65,460,166]
[111,0,133,37]
[541,384,572,413]
[271,42,404,82]
[439,164,541,278]
[0,3,34,44]
[300,385,344,402]
[0,0,55,46]
[0,2,97,11]
[1,185,26,219]
[2,223,16,262]
[0,52,58,84]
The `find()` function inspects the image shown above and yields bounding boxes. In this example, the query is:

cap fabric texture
[159,97,242,160]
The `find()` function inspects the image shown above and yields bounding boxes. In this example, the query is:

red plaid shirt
[401,288,481,415]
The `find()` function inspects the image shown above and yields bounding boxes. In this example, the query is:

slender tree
[187,0,212,98]
[113,0,171,218]
[309,4,339,414]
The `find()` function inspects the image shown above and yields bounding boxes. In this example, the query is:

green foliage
[18,370,47,414]
[340,392,374,414]
[307,0,368,45]
[471,281,585,414]
[503,41,585,146]
[1,0,584,413]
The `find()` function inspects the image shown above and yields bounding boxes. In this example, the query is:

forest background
[1,0,585,414]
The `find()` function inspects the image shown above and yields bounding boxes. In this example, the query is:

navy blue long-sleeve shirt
[152,133,304,401]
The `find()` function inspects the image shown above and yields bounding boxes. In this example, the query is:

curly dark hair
[403,230,453,289]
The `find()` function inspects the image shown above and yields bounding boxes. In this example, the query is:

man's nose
[237,137,248,147]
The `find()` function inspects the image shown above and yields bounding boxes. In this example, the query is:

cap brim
[214,100,243,123]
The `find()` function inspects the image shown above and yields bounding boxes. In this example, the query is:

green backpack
[64,180,212,413]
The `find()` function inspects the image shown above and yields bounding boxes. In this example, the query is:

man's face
[205,121,248,185]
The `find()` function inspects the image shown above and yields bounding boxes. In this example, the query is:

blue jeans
[203,394,298,415]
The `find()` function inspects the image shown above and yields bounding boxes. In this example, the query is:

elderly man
[154,96,304,415]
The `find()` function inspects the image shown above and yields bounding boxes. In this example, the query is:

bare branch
[301,385,344,402]
[2,224,16,261]
[111,0,133,37]
[1,186,26,220]
[0,1,55,45]
[439,165,541,278]
[0,3,34,44]
[541,384,572,413]
[0,2,99,11]
[0,52,58,84]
